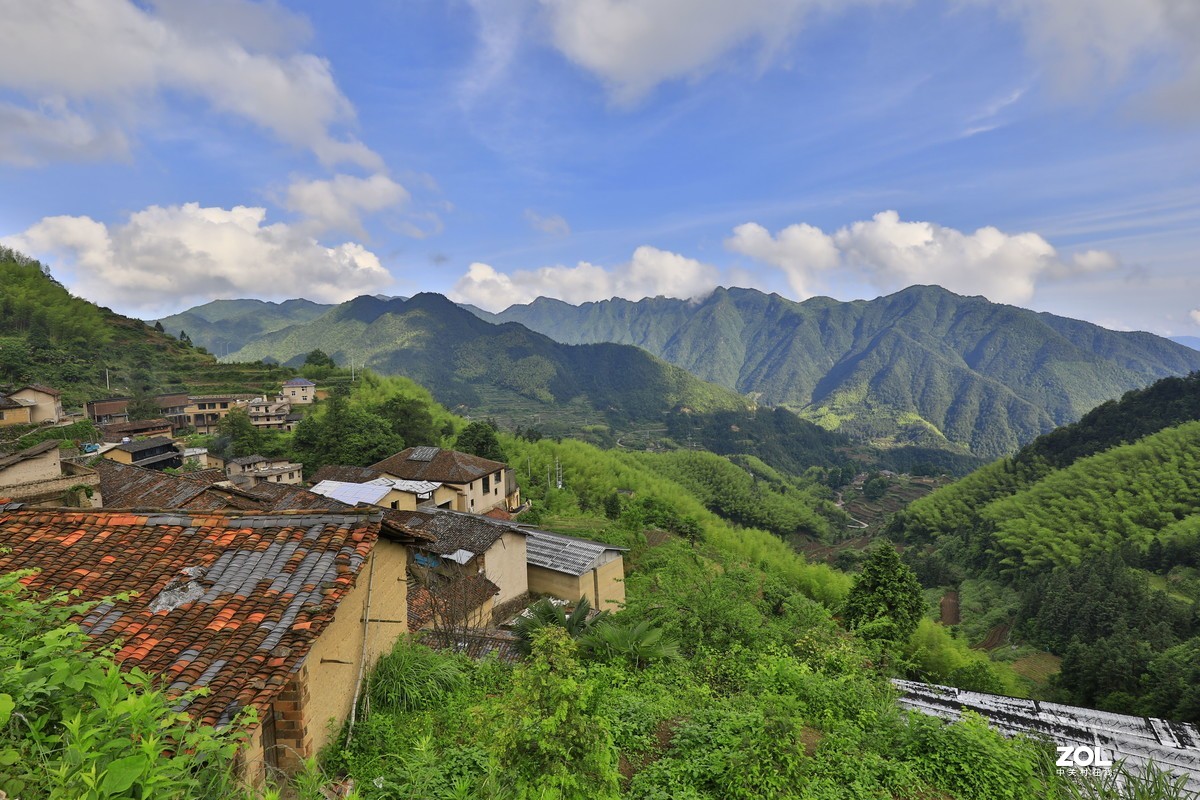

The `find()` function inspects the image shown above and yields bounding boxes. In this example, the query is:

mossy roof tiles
[0,506,382,730]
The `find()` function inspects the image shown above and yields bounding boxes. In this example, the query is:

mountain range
[480,286,1200,459]
[156,298,334,358]
[226,293,749,433]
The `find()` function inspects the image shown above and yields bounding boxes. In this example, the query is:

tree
[153,320,165,333]
[842,541,924,645]
[863,475,890,501]
[290,393,403,473]
[215,407,262,458]
[487,627,620,799]
[126,390,162,422]
[303,348,337,369]
[456,420,505,462]
[376,395,439,448]
[513,597,607,656]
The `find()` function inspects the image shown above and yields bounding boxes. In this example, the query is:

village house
[102,436,182,471]
[0,441,101,507]
[310,476,461,512]
[370,447,520,514]
[0,395,33,427]
[100,418,174,443]
[226,455,303,488]
[0,505,433,783]
[8,384,63,424]
[184,394,254,434]
[247,397,294,431]
[524,528,626,612]
[281,377,315,404]
[389,509,530,624]
[86,393,190,431]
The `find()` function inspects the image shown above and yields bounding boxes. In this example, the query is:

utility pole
[555,457,563,490]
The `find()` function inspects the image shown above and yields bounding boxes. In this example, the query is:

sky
[1,0,1198,336]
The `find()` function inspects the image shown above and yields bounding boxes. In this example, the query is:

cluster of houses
[86,377,316,434]
[0,379,626,786]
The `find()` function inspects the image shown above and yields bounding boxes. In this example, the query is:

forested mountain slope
[227,293,750,432]
[892,372,1200,720]
[154,298,333,357]
[0,248,285,407]
[484,285,1200,459]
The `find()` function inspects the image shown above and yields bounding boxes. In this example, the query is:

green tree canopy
[842,541,924,645]
[303,348,337,368]
[215,407,263,458]
[456,419,505,462]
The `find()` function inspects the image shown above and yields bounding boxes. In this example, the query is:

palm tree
[578,619,681,669]
[514,597,606,656]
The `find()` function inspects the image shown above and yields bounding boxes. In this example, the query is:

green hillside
[0,248,288,409]
[892,372,1200,720]
[487,286,1200,459]
[227,293,751,437]
[154,297,333,358]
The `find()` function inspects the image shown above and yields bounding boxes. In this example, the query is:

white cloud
[726,221,839,298]
[450,246,719,310]
[2,203,392,312]
[0,0,378,166]
[727,211,1119,304]
[541,0,827,104]
[537,0,1200,115]
[524,210,571,236]
[1190,309,1200,326]
[983,0,1200,119]
[0,98,130,166]
[285,174,410,236]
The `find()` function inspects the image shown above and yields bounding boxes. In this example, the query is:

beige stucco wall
[103,449,134,465]
[458,470,507,513]
[528,566,588,604]
[527,556,625,611]
[0,406,33,427]
[11,389,61,424]
[296,538,409,757]
[0,450,60,488]
[592,556,626,611]
[485,530,528,606]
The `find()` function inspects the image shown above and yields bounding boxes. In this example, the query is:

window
[391,501,399,509]
[483,475,490,493]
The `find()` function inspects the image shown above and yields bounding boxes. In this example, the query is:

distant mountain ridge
[226,293,750,432]
[154,298,334,357]
[481,286,1200,459]
[1171,335,1200,352]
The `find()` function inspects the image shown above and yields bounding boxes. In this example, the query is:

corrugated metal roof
[309,480,392,506]
[524,529,625,576]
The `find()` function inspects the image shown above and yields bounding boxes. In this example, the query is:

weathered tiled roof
[228,455,266,467]
[115,436,176,454]
[310,464,384,485]
[370,448,506,484]
[387,509,521,556]
[245,482,352,512]
[0,507,383,729]
[0,396,25,411]
[181,468,226,485]
[97,460,227,510]
[524,529,627,576]
[283,378,315,386]
[16,383,60,397]
[0,440,59,471]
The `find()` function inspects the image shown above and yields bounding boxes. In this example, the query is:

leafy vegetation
[892,372,1200,719]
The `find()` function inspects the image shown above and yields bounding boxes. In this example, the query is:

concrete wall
[459,470,507,514]
[486,530,527,606]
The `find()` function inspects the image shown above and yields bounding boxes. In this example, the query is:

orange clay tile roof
[0,506,382,729]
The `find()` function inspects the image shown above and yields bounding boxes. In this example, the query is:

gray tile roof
[387,509,521,556]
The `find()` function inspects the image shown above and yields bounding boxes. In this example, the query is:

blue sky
[1,0,1198,336]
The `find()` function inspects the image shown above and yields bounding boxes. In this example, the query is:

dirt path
[939,590,960,625]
